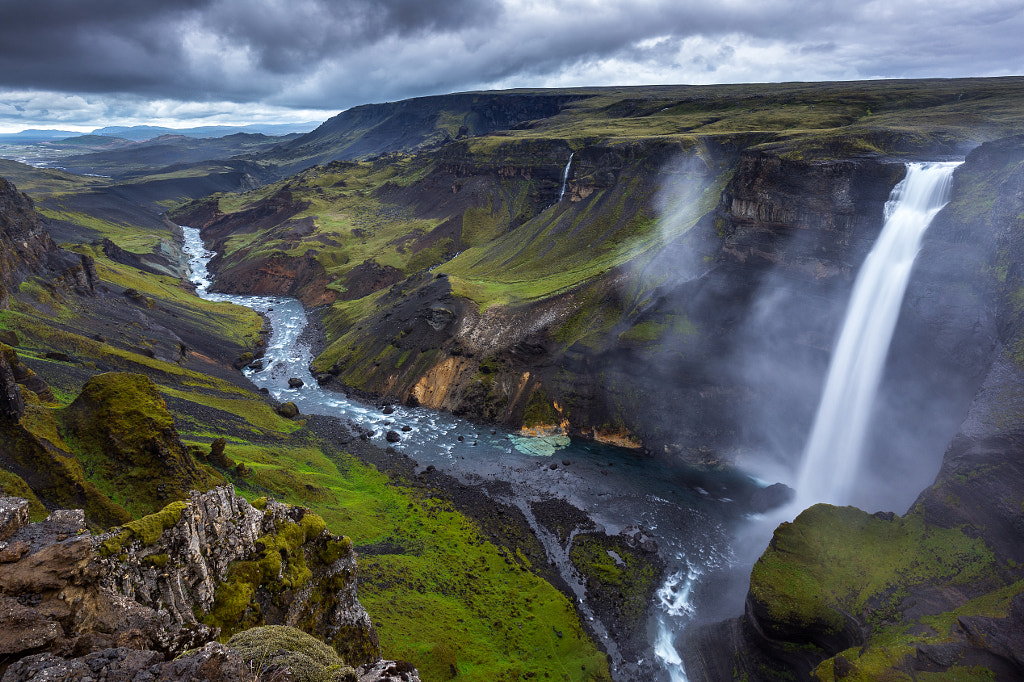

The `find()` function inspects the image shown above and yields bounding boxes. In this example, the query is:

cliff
[680,136,1024,681]
[0,177,97,310]
[0,487,419,681]
[168,79,1024,461]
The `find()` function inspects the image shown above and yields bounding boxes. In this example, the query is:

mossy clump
[209,437,232,468]
[203,512,331,639]
[0,469,48,521]
[521,387,560,428]
[0,418,131,529]
[569,533,661,630]
[226,625,356,682]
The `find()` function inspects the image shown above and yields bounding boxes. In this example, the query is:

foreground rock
[0,487,419,681]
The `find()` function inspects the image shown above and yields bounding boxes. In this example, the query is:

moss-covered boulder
[686,503,1009,681]
[227,625,356,682]
[0,402,131,529]
[60,372,222,517]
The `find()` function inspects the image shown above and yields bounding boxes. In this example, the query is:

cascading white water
[794,161,961,509]
[558,152,574,201]
[653,564,700,682]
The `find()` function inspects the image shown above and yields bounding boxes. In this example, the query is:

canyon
[2,78,1024,681]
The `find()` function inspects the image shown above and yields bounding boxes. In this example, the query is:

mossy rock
[99,500,188,556]
[0,469,48,521]
[227,625,356,682]
[0,419,131,529]
[749,504,997,654]
[277,401,300,418]
[59,372,223,517]
[522,386,560,428]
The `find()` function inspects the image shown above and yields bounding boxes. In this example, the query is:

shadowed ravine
[182,226,755,682]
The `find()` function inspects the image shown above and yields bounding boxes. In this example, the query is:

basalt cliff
[680,135,1024,680]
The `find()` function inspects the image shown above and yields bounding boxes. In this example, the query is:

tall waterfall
[558,152,573,201]
[794,161,960,509]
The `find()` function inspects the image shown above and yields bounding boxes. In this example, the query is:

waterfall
[794,161,960,509]
[558,152,573,201]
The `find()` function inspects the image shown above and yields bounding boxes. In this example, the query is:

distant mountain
[261,91,585,176]
[90,122,321,141]
[0,129,82,143]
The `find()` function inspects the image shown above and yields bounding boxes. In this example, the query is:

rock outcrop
[0,488,418,681]
[0,177,97,310]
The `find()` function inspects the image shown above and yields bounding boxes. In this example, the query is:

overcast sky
[0,0,1022,133]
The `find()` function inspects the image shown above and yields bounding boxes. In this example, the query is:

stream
[181,226,756,682]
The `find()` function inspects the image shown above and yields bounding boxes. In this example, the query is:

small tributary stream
[181,226,756,682]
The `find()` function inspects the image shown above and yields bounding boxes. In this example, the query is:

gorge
[2,79,1024,682]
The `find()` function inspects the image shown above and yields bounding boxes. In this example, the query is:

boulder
[277,401,299,418]
[288,377,305,388]
[0,497,29,541]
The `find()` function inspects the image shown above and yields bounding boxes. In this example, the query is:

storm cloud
[0,0,1022,130]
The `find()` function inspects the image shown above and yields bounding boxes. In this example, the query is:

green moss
[59,373,223,517]
[750,505,997,638]
[0,469,49,521]
[569,533,660,628]
[203,512,329,638]
[143,553,170,567]
[522,387,560,428]
[100,500,187,556]
[224,440,611,682]
[618,320,666,344]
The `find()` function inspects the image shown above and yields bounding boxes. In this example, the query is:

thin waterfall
[794,161,960,509]
[558,152,573,201]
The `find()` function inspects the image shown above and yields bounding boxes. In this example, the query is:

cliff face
[681,136,1024,682]
[0,487,416,681]
[0,177,97,309]
[306,147,908,464]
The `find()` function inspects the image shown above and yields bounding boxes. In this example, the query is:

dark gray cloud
[0,0,1021,131]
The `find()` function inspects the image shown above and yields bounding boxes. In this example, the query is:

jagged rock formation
[0,488,418,681]
[0,177,97,310]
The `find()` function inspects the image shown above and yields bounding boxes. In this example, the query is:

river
[181,225,757,682]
